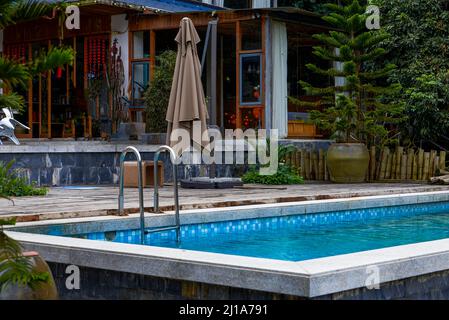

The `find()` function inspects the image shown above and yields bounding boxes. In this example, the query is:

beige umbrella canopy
[166,17,209,149]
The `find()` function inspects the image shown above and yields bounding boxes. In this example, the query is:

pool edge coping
[7,190,449,298]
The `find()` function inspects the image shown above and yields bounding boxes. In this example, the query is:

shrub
[144,50,177,133]
[0,161,47,198]
[241,144,304,185]
[242,164,304,185]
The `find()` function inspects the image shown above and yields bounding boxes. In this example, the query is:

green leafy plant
[242,164,304,185]
[0,0,74,114]
[241,144,304,185]
[0,160,47,199]
[371,0,449,149]
[144,50,177,133]
[0,218,49,292]
[291,0,404,146]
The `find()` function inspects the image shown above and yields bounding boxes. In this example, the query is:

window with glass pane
[132,62,150,106]
[240,20,262,51]
[133,31,150,59]
[240,54,262,105]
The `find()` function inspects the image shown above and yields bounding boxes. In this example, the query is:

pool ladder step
[118,146,181,245]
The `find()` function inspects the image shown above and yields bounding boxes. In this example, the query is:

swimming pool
[10,191,449,298]
[66,201,449,262]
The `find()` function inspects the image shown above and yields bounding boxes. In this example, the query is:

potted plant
[0,218,58,300]
[143,50,177,145]
[292,0,404,183]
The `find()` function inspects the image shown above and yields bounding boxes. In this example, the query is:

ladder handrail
[119,146,145,245]
[153,145,180,242]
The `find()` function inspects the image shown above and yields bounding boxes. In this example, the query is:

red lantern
[56,67,63,79]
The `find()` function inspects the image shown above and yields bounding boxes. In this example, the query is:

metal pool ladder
[146,145,181,243]
[118,146,146,244]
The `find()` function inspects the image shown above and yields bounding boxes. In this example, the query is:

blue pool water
[69,201,449,262]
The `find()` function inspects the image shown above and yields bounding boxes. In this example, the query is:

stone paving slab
[1,182,448,222]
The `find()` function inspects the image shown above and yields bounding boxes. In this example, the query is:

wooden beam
[236,20,241,129]
[150,30,156,80]
[47,40,52,139]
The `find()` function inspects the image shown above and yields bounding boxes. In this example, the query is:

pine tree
[291,0,404,146]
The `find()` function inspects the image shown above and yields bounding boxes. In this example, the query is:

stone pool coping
[7,190,449,298]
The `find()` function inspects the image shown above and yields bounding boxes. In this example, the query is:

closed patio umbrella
[166,17,209,150]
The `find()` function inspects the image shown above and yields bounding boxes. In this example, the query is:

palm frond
[30,46,74,75]
[0,93,25,113]
[0,56,29,88]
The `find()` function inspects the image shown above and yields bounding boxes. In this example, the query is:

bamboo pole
[435,156,440,177]
[418,149,424,180]
[401,154,407,180]
[391,153,397,179]
[412,153,418,180]
[440,151,447,171]
[318,149,324,181]
[370,146,376,181]
[379,147,389,180]
[312,151,319,180]
[430,150,437,178]
[423,152,430,181]
[300,149,305,178]
[406,149,414,180]
[324,152,329,181]
[304,151,310,180]
[385,153,392,179]
[295,151,301,172]
[395,147,403,179]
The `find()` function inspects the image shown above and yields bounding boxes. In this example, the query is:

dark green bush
[0,161,47,198]
[242,164,304,185]
[144,50,177,133]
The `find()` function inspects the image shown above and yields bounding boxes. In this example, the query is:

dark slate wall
[48,262,449,300]
[48,263,301,300]
[0,152,248,187]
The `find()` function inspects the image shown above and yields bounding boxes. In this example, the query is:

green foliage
[292,0,404,146]
[0,0,74,113]
[241,144,304,185]
[0,218,49,292]
[371,0,449,148]
[144,50,177,133]
[242,164,304,185]
[0,160,47,198]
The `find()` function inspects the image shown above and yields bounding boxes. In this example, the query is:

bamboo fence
[286,147,447,182]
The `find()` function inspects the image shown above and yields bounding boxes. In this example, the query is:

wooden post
[418,149,424,180]
[304,151,310,180]
[369,146,376,181]
[385,153,392,179]
[423,152,430,181]
[71,120,75,138]
[395,147,403,179]
[406,149,414,180]
[312,151,319,180]
[318,149,324,181]
[439,151,447,171]
[430,150,437,178]
[379,148,389,180]
[295,151,301,172]
[401,154,407,180]
[300,149,305,178]
[324,152,329,181]
[391,153,397,179]
[412,153,418,180]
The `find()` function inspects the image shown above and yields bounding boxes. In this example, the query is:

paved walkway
[1,183,448,222]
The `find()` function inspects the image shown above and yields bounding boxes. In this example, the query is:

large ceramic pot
[326,143,370,183]
[0,252,58,300]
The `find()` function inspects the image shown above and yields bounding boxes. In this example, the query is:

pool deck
[1,182,448,222]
